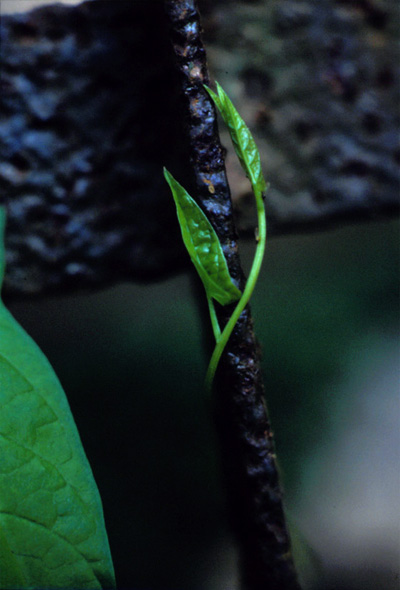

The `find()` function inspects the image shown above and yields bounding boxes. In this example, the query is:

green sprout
[164,82,267,393]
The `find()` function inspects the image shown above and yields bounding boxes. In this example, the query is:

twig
[164,1,302,588]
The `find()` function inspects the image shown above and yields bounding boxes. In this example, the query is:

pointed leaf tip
[204,81,267,196]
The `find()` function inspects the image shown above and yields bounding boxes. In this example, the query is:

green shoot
[203,82,267,391]
[204,82,267,196]
[164,82,267,394]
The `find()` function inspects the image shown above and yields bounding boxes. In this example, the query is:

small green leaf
[164,168,241,306]
[205,81,267,196]
[0,207,115,589]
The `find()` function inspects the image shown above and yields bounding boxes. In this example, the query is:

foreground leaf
[164,168,241,306]
[205,81,267,196]
[0,207,115,589]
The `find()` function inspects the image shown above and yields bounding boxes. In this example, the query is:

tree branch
[164,1,301,588]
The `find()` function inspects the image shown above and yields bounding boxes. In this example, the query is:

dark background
[8,217,399,590]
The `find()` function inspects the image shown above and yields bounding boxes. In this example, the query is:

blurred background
[8,217,399,590]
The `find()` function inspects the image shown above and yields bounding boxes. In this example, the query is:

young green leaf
[205,81,267,196]
[164,168,241,306]
[202,82,268,392]
[0,207,115,589]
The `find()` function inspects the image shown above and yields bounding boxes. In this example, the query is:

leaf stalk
[205,188,266,392]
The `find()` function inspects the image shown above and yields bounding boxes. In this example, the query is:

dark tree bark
[0,0,190,297]
[164,2,301,588]
[1,0,398,297]
[200,0,400,235]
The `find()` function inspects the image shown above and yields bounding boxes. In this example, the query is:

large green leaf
[0,207,115,589]
[205,82,267,196]
[164,168,241,306]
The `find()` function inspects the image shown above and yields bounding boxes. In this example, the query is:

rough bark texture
[164,2,301,589]
[201,0,400,234]
[0,0,190,297]
[1,0,398,297]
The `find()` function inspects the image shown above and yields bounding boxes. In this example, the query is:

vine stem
[164,4,301,586]
[207,294,221,340]
[205,189,267,393]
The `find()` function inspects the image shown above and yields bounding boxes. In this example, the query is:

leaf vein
[0,512,103,581]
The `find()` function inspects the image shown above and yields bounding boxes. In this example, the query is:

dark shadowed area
[8,218,399,590]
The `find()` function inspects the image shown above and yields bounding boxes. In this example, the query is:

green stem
[205,189,267,393]
[207,295,221,341]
